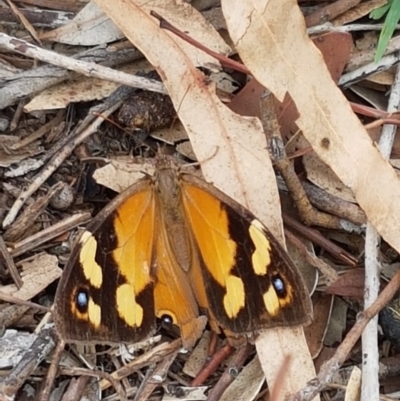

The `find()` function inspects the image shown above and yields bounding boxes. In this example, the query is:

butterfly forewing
[180,174,312,334]
[54,180,157,344]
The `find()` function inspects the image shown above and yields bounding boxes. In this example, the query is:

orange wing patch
[181,184,246,319]
[113,189,155,328]
[154,214,206,348]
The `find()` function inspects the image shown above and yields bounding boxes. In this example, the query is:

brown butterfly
[54,158,312,348]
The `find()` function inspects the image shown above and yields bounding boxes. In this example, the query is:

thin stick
[150,11,250,75]
[291,268,400,401]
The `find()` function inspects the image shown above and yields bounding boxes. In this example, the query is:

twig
[9,212,91,257]
[2,103,120,228]
[302,182,366,226]
[5,0,41,44]
[60,367,127,401]
[150,10,250,75]
[38,337,66,401]
[191,344,234,386]
[134,349,179,401]
[3,182,64,242]
[282,214,358,266]
[362,225,380,401]
[339,53,400,88]
[0,33,166,103]
[0,43,143,110]
[0,235,22,288]
[0,292,49,312]
[291,268,400,401]
[285,230,339,285]
[305,0,361,28]
[307,23,400,35]
[99,339,183,391]
[206,344,251,401]
[0,326,57,399]
[362,60,400,401]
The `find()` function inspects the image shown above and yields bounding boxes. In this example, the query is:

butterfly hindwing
[154,227,206,348]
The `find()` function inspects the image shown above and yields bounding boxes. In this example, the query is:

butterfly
[54,157,312,348]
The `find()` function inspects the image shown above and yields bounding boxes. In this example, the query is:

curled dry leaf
[303,293,334,359]
[325,269,365,301]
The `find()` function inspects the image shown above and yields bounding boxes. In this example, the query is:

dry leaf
[303,151,356,203]
[0,253,61,301]
[220,357,265,401]
[93,1,315,397]
[25,60,152,112]
[344,366,362,401]
[41,1,124,46]
[223,0,400,255]
[93,157,155,193]
[304,293,334,359]
[324,297,348,346]
[131,0,232,68]
[222,0,328,397]
[183,331,212,378]
[255,327,315,399]
[325,269,365,301]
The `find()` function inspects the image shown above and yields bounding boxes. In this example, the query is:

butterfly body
[54,158,312,348]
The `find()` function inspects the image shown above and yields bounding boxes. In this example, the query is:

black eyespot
[272,275,287,297]
[75,289,89,313]
[161,314,173,325]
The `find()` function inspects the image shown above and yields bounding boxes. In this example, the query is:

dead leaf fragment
[41,1,124,46]
[326,269,365,301]
[0,253,61,301]
[304,293,334,359]
[220,357,265,401]
[344,366,361,401]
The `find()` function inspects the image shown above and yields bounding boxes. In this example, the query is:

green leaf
[375,0,400,62]
[370,1,392,20]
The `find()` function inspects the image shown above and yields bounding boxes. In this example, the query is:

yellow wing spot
[223,276,245,318]
[249,220,271,275]
[263,286,281,317]
[116,284,143,327]
[79,231,103,288]
[88,298,101,327]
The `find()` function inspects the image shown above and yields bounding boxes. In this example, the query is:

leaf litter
[1,0,400,400]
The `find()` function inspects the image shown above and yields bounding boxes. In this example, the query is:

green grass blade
[375,0,400,62]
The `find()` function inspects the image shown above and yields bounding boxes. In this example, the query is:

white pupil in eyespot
[162,314,173,325]
[77,291,88,307]
[272,276,285,294]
